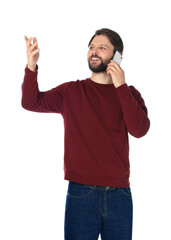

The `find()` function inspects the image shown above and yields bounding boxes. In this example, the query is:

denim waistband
[84,184,116,191]
[69,181,116,191]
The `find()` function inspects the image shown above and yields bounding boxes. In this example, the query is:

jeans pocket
[120,187,132,197]
[67,181,93,199]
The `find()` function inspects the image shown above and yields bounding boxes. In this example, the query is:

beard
[88,55,113,73]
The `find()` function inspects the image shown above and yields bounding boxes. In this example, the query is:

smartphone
[113,51,122,65]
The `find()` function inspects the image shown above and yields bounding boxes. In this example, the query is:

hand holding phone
[113,51,122,65]
[107,51,125,88]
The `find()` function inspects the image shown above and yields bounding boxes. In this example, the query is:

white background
[0,0,170,239]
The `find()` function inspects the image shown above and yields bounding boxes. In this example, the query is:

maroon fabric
[21,65,150,187]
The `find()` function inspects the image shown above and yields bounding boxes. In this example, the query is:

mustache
[89,55,102,60]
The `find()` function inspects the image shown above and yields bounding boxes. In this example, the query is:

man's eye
[100,47,106,50]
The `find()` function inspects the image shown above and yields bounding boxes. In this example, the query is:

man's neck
[90,72,113,85]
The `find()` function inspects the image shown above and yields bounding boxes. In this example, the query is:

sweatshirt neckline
[86,78,114,87]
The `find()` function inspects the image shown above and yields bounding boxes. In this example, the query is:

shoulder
[54,79,88,96]
[129,85,142,98]
[65,78,88,88]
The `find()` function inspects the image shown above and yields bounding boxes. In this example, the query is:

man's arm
[106,60,150,137]
[21,65,67,114]
[116,84,150,138]
[22,36,67,115]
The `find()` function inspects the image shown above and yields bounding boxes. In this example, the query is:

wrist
[113,81,125,88]
[116,82,126,88]
[27,64,36,72]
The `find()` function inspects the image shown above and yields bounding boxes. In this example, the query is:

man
[22,28,150,240]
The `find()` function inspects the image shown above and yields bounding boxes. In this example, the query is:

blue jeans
[64,181,133,240]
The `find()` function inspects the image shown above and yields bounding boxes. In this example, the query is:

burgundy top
[21,65,150,187]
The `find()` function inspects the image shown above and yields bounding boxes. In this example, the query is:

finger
[33,37,37,44]
[28,41,38,55]
[106,69,114,76]
[25,38,33,53]
[24,36,31,47]
[26,37,32,48]
[108,60,121,71]
[30,48,40,57]
[106,65,117,73]
[108,60,120,67]
[29,37,32,45]
[106,65,114,72]
[24,36,28,42]
[30,41,38,51]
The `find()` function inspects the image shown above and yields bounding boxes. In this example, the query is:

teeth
[92,58,99,61]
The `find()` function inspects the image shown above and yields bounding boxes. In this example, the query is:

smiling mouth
[91,57,100,62]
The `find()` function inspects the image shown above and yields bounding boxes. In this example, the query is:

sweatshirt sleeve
[21,65,69,115]
[116,83,150,138]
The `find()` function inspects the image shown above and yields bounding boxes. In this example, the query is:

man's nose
[91,48,99,55]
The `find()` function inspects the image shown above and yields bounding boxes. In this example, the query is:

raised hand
[24,36,40,72]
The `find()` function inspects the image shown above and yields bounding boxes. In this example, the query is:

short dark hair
[88,28,124,55]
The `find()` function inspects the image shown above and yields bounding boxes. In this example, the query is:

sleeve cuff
[25,64,38,75]
[115,83,129,94]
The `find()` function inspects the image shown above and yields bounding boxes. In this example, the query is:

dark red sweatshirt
[21,65,150,187]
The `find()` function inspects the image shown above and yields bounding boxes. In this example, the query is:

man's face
[87,35,114,73]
